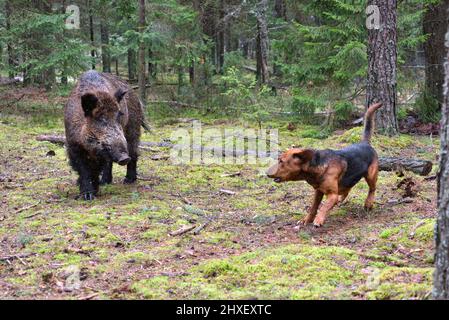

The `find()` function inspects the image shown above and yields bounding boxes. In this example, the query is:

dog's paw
[300,215,314,225]
[312,216,325,228]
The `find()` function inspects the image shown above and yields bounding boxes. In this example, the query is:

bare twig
[219,189,237,195]
[193,222,210,235]
[78,293,100,300]
[24,210,44,219]
[221,172,241,178]
[169,225,196,236]
[14,201,40,215]
[0,252,36,262]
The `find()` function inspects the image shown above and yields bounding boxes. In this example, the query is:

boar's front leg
[124,141,138,184]
[78,162,100,201]
[69,149,100,201]
[100,160,113,185]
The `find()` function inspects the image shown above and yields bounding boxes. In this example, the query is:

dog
[266,103,383,227]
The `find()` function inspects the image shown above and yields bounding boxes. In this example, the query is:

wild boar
[64,70,149,200]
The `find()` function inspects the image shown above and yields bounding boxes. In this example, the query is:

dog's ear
[292,149,315,164]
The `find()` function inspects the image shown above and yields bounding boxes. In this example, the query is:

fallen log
[36,134,66,146]
[378,157,432,176]
[36,134,433,176]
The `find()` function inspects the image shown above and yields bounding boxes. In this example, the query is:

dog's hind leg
[301,190,323,225]
[364,161,378,210]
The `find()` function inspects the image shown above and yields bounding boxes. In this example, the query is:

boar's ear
[114,89,128,103]
[81,93,98,117]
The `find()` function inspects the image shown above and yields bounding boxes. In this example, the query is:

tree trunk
[5,0,15,79]
[189,60,195,85]
[366,0,398,136]
[434,13,449,300]
[115,58,119,76]
[89,1,96,70]
[100,20,111,73]
[216,0,225,74]
[256,0,269,84]
[423,1,449,108]
[41,1,55,90]
[273,0,287,77]
[200,0,217,71]
[138,0,147,103]
[60,0,68,85]
[148,47,156,81]
[274,0,287,20]
[128,49,137,80]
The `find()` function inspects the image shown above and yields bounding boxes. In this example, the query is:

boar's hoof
[82,192,96,201]
[100,177,112,185]
[123,177,137,184]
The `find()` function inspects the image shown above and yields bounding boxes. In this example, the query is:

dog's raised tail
[362,102,383,143]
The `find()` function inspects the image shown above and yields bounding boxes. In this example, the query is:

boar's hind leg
[124,142,138,184]
[100,161,113,185]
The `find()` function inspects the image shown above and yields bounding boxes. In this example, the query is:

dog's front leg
[301,190,323,224]
[313,193,339,227]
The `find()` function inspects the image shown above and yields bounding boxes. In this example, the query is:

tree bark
[89,1,96,70]
[256,0,269,84]
[366,0,398,136]
[434,11,449,300]
[274,0,287,20]
[128,49,137,80]
[216,0,225,74]
[100,20,111,73]
[423,0,449,108]
[5,0,15,79]
[115,58,119,76]
[138,0,147,103]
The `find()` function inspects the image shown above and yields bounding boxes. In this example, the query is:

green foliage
[291,89,326,123]
[1,6,90,83]
[334,101,356,122]
[414,90,441,123]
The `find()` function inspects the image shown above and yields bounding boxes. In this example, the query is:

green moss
[133,245,364,299]
[414,220,435,242]
[364,267,433,300]
[379,226,401,239]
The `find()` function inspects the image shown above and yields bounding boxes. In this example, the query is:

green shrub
[334,101,356,122]
[291,92,326,123]
[414,90,440,123]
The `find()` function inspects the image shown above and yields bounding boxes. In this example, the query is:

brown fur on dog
[267,103,382,227]
[64,71,148,200]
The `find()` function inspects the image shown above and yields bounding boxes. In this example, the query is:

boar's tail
[142,120,152,132]
[139,100,152,132]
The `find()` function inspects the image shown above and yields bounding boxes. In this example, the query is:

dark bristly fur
[64,70,149,201]
[267,103,383,227]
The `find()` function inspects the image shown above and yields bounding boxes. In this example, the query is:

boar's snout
[117,154,131,166]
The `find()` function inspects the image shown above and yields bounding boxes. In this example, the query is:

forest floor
[0,86,439,299]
